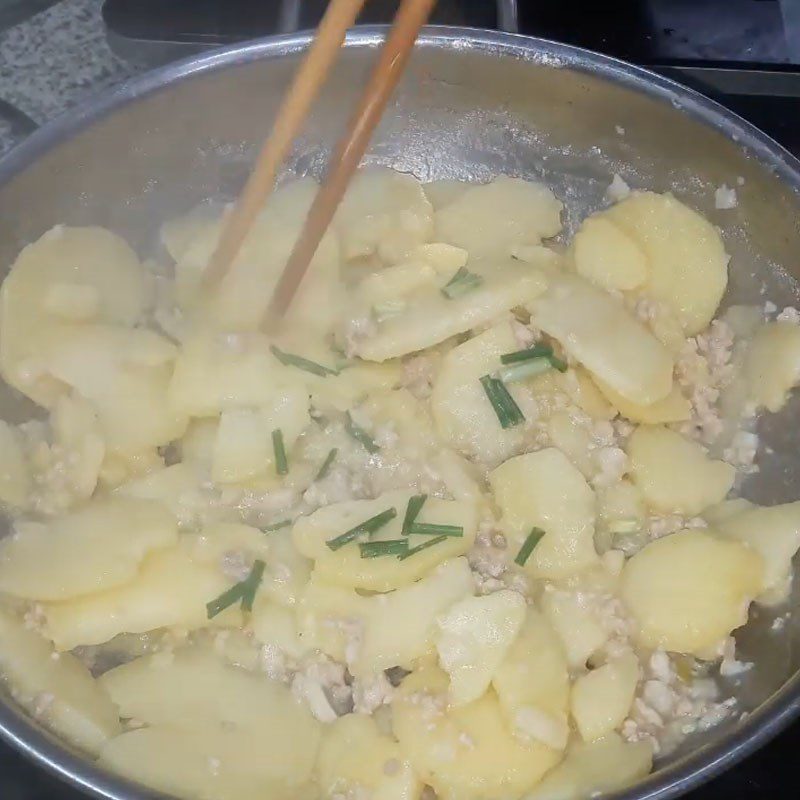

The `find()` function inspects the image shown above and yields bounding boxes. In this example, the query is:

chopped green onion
[270,345,338,377]
[499,358,553,384]
[272,429,288,475]
[607,518,640,535]
[399,534,449,560]
[402,494,428,534]
[345,411,379,454]
[263,519,291,532]
[206,559,266,619]
[315,448,338,481]
[441,267,483,299]
[500,344,554,364]
[408,523,463,537]
[326,507,398,551]
[359,539,409,559]
[480,375,525,429]
[514,528,546,567]
[373,299,407,322]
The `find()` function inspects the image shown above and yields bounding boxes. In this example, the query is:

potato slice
[393,665,561,800]
[250,602,309,661]
[605,191,729,335]
[743,321,800,412]
[357,258,549,362]
[714,501,800,605]
[570,652,639,742]
[540,590,610,670]
[211,384,310,483]
[116,462,203,524]
[627,426,735,516]
[528,733,652,800]
[0,608,120,754]
[532,272,673,405]
[424,179,467,210]
[431,322,529,466]
[0,420,31,509]
[435,590,526,706]
[292,491,477,591]
[572,215,648,291]
[434,177,562,258]
[357,557,474,677]
[621,529,763,656]
[318,715,420,800]
[492,608,570,750]
[489,449,598,580]
[0,496,177,601]
[0,226,145,406]
[309,362,400,414]
[593,376,691,424]
[334,166,434,264]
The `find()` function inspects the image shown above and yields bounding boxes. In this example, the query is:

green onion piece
[441,267,483,299]
[398,534,449,560]
[326,507,398,551]
[607,518,640,534]
[263,519,291,532]
[514,528,546,567]
[345,411,379,454]
[480,374,525,429]
[315,448,338,481]
[548,354,568,373]
[272,429,288,475]
[408,523,464,537]
[359,539,409,559]
[270,345,338,377]
[499,358,553,384]
[206,559,266,619]
[500,343,554,364]
[402,494,428,534]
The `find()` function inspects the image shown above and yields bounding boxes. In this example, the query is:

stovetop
[2,0,800,798]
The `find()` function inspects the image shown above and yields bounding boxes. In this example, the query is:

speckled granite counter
[0,0,142,153]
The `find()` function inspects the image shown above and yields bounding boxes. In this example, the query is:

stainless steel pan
[0,26,799,800]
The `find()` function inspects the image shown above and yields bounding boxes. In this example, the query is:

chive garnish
[398,534,449,560]
[441,267,483,299]
[326,507,398,551]
[345,412,379,454]
[315,448,338,481]
[402,494,428,534]
[500,344,568,373]
[263,519,291,532]
[270,345,338,377]
[408,523,464,537]
[206,559,266,619]
[514,528,546,567]
[359,539,409,559]
[499,358,553,384]
[272,429,288,475]
[480,375,525,428]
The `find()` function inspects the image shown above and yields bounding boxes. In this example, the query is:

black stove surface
[3,0,800,798]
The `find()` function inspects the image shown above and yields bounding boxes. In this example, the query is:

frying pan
[0,25,798,800]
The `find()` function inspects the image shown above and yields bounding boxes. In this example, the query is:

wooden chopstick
[267,0,437,322]
[203,0,367,289]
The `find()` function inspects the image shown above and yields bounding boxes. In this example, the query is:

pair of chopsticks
[204,0,437,322]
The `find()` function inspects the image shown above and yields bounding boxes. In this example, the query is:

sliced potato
[605,191,729,334]
[0,226,145,406]
[572,215,648,291]
[492,608,570,750]
[531,272,674,405]
[743,321,800,412]
[0,496,177,601]
[570,652,639,741]
[424,179,467,210]
[250,602,309,661]
[489,449,598,579]
[435,590,526,706]
[318,714,420,800]
[431,322,528,466]
[292,491,477,591]
[621,529,763,656]
[309,361,401,414]
[434,177,562,258]
[0,608,120,754]
[627,425,735,516]
[0,420,31,509]
[593,376,691,424]
[540,590,610,670]
[116,462,203,523]
[529,733,653,800]
[392,665,561,800]
[357,258,549,362]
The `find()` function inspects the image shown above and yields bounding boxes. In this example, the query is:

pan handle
[497,0,519,33]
